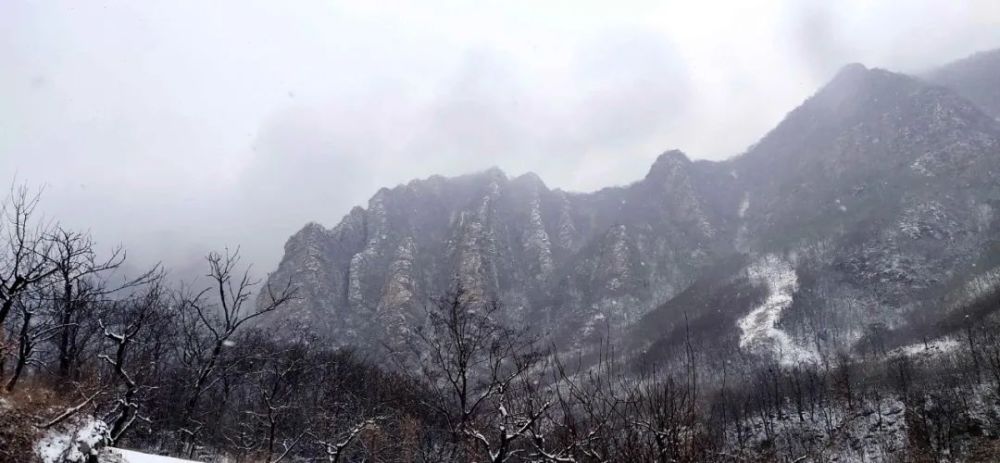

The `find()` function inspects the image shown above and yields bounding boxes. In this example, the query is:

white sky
[2,0,999,273]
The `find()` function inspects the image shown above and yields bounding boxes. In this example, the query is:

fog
[2,0,999,274]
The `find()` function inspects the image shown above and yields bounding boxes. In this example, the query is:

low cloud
[2,0,999,273]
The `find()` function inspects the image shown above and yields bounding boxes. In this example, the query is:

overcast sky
[2,0,1000,274]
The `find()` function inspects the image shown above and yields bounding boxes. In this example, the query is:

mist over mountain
[263,53,1000,365]
[926,48,1000,120]
[6,3,1000,458]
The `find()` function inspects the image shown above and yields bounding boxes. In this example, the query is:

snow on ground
[36,431,73,463]
[34,417,201,463]
[738,193,750,218]
[36,418,110,463]
[889,337,961,359]
[737,255,819,366]
[107,448,201,463]
[733,395,908,462]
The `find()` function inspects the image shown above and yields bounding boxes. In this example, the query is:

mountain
[925,48,1000,120]
[262,55,1000,362]
[261,151,730,350]
[633,62,1000,363]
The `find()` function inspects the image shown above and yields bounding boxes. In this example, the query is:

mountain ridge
[926,48,1000,119]
[262,51,1000,361]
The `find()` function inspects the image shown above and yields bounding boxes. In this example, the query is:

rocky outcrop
[633,62,1000,362]
[262,148,726,349]
[263,54,1000,359]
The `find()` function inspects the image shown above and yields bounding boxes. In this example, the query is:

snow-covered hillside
[34,415,201,463]
[737,255,819,366]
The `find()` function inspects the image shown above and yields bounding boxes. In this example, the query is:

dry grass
[965,437,1000,462]
[0,395,43,463]
[0,379,78,463]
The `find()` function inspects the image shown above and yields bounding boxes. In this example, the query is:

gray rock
[260,54,1000,359]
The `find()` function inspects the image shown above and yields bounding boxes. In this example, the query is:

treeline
[0,186,447,461]
[5,183,1000,462]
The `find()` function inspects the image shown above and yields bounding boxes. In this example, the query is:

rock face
[263,152,723,349]
[263,53,1000,358]
[632,62,1000,361]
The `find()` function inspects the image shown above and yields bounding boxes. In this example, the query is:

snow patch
[36,418,110,463]
[731,395,908,462]
[738,193,750,218]
[835,198,847,212]
[737,255,819,366]
[108,448,202,462]
[890,337,960,359]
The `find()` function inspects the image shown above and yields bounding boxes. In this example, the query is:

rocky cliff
[262,149,728,349]
[262,52,1000,360]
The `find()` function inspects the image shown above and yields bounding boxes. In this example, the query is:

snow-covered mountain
[926,48,1000,120]
[260,150,724,350]
[261,50,1000,361]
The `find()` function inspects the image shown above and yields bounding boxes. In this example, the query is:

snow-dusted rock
[260,59,1000,360]
[36,418,110,463]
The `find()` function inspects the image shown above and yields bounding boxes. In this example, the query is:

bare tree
[0,185,56,357]
[45,227,161,383]
[175,248,296,452]
[315,418,379,463]
[98,275,169,444]
[4,293,62,391]
[527,343,625,463]
[409,286,546,462]
[239,341,313,462]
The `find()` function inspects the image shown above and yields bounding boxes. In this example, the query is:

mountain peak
[757,63,925,142]
[299,221,328,233]
[512,171,546,189]
[262,50,1000,369]
[815,63,906,103]
[832,62,868,79]
[483,165,506,176]
[646,150,690,180]
[473,166,508,183]
[282,220,333,256]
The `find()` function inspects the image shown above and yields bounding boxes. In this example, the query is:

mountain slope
[633,63,1000,362]
[925,48,1000,120]
[262,153,731,349]
[263,58,1000,362]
